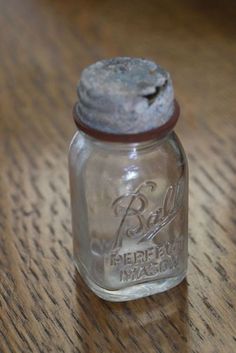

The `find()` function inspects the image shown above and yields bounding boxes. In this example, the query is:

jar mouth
[73,99,180,143]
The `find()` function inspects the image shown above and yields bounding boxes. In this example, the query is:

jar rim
[73,99,180,143]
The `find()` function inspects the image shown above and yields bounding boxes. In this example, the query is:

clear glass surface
[69,130,188,301]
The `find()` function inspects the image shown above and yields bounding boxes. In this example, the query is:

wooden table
[1,0,236,352]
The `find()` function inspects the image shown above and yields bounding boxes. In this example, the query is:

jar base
[74,260,187,302]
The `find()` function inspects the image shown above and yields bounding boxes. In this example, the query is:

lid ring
[73,99,180,143]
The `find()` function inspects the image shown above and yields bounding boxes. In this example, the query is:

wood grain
[0,0,236,352]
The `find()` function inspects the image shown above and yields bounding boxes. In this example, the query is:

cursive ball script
[111,179,184,250]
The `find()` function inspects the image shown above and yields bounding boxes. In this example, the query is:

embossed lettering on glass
[69,57,188,301]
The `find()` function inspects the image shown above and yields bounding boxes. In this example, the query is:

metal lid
[74,57,178,141]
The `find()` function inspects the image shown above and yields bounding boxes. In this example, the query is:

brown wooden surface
[0,0,236,352]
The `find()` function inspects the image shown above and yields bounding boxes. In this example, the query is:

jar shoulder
[69,131,187,169]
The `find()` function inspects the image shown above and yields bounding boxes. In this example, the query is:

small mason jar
[69,57,188,301]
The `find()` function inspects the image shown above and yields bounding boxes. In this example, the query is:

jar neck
[79,129,174,152]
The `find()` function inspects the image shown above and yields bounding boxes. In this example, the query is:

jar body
[69,131,188,301]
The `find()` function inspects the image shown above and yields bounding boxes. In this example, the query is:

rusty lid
[74,57,179,142]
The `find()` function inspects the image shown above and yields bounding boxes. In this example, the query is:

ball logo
[111,178,184,250]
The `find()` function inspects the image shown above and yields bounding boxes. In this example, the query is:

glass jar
[69,57,188,301]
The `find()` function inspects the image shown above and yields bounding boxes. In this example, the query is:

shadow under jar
[69,57,188,301]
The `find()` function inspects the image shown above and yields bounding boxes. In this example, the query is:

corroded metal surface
[77,57,174,134]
